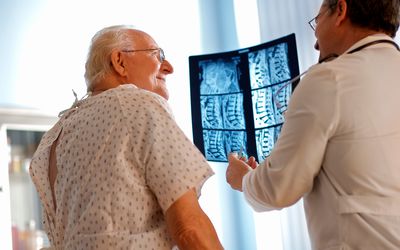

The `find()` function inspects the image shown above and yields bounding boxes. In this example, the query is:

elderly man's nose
[162,59,174,74]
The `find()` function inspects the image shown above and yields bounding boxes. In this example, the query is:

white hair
[84,25,136,91]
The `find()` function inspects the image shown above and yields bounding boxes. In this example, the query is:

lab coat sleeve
[242,167,279,212]
[243,65,339,210]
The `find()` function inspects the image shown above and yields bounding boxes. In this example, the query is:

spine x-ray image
[190,34,299,162]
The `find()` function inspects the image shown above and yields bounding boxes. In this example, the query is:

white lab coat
[243,34,400,249]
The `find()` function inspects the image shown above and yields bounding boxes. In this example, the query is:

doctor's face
[313,3,338,62]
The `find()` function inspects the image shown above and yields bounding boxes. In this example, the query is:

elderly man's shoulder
[110,84,172,114]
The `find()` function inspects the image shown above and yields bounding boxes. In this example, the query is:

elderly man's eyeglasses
[308,9,329,31]
[121,48,165,62]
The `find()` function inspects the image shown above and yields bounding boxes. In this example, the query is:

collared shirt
[30,84,213,249]
[243,34,400,249]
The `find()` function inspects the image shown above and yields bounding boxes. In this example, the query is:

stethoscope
[274,39,400,109]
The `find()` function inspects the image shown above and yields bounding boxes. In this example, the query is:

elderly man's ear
[111,50,128,77]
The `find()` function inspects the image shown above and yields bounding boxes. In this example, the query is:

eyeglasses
[121,48,165,63]
[308,9,330,31]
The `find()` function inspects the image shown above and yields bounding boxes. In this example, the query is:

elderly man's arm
[165,188,223,250]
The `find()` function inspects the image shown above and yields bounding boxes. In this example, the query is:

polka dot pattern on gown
[30,84,214,249]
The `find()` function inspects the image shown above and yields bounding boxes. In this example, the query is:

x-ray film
[189,34,299,162]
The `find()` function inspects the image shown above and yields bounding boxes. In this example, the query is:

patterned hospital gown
[29,84,214,249]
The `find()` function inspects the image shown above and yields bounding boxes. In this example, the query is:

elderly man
[30,25,223,249]
[226,0,400,249]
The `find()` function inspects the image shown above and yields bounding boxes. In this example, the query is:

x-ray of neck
[190,34,300,163]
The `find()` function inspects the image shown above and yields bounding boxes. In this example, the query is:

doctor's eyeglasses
[308,8,330,31]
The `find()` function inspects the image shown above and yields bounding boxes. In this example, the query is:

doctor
[226,0,400,249]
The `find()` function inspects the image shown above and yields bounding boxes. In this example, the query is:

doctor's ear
[335,0,348,25]
[110,50,127,77]
[337,0,347,16]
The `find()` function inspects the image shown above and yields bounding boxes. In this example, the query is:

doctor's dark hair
[84,25,136,92]
[324,0,400,37]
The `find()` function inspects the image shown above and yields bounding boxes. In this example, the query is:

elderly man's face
[122,30,174,100]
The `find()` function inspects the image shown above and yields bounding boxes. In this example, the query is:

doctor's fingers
[226,154,251,190]
[247,156,258,169]
[228,152,252,170]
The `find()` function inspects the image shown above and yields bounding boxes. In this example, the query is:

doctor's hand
[226,153,253,192]
[246,156,259,169]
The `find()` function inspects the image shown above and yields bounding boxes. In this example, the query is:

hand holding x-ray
[226,152,259,191]
[237,146,259,169]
